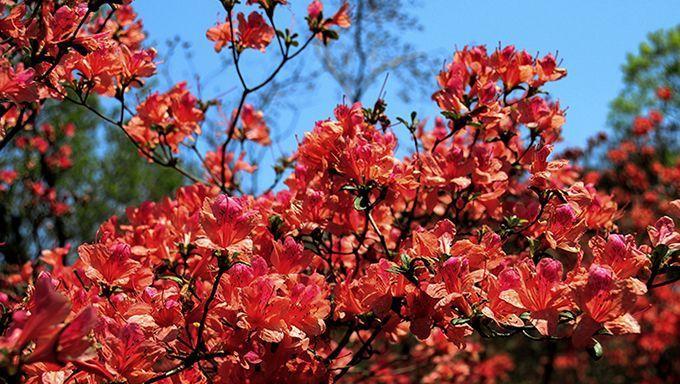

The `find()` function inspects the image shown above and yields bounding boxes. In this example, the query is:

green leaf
[354,196,369,211]
[268,215,284,240]
[587,339,604,361]
[450,317,470,325]
[441,111,460,120]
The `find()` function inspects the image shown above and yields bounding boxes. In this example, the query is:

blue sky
[135,0,679,168]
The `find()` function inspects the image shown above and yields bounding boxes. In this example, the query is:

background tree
[317,0,435,102]
[608,25,679,160]
[585,25,680,230]
[0,98,183,267]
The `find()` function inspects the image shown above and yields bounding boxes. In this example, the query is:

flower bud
[282,237,304,260]
[554,204,576,226]
[499,268,521,290]
[537,258,563,284]
[443,256,468,273]
[12,310,28,325]
[212,194,243,223]
[587,264,614,293]
[442,256,469,292]
[307,0,323,19]
[143,286,158,300]
[110,242,131,261]
[605,234,626,258]
[229,263,254,287]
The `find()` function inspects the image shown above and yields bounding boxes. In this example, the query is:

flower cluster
[125,82,205,153]
[0,2,156,144]
[0,1,678,383]
[1,35,679,382]
[207,11,275,53]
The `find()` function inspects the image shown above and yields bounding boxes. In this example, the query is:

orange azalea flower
[266,236,312,274]
[0,63,38,103]
[197,194,259,252]
[237,276,290,343]
[656,86,672,101]
[307,1,351,42]
[541,203,588,253]
[482,269,525,328]
[10,273,71,352]
[571,264,645,348]
[334,260,395,319]
[125,82,203,153]
[237,12,275,52]
[632,116,654,135]
[207,12,274,53]
[589,234,649,279]
[0,274,97,367]
[206,20,233,52]
[26,306,97,364]
[77,242,151,289]
[236,104,271,145]
[499,258,572,336]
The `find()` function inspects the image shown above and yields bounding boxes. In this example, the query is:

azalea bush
[554,37,679,381]
[0,1,678,383]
